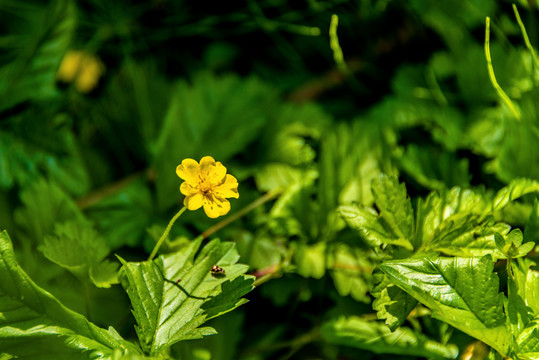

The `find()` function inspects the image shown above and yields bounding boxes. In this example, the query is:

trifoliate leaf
[119,238,253,356]
[321,316,459,359]
[0,230,139,359]
[380,255,510,356]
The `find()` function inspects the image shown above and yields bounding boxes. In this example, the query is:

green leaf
[371,174,414,243]
[515,318,539,360]
[293,242,326,279]
[0,0,75,111]
[85,179,154,249]
[493,178,539,211]
[40,221,119,288]
[525,269,539,315]
[399,144,470,191]
[119,238,254,356]
[14,179,85,247]
[507,258,532,336]
[339,204,414,251]
[153,72,278,210]
[321,316,459,359]
[0,114,90,194]
[327,243,373,303]
[371,269,418,331]
[0,230,139,359]
[380,256,510,356]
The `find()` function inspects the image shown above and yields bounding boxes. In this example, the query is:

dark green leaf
[0,0,75,111]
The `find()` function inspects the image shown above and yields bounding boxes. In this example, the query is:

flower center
[199,179,213,195]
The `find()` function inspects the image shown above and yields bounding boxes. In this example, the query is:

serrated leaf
[515,319,539,360]
[371,269,418,331]
[0,230,138,359]
[120,238,253,356]
[14,179,85,247]
[380,256,510,356]
[371,174,414,242]
[339,204,414,251]
[0,0,75,111]
[40,221,118,288]
[525,270,539,315]
[321,316,459,359]
[327,243,373,303]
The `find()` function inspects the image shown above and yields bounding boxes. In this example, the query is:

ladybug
[210,265,226,277]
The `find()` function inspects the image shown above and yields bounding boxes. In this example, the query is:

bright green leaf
[119,238,253,356]
[380,256,510,356]
[0,230,139,359]
[371,269,418,331]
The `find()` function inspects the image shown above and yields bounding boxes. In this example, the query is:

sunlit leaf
[0,230,139,359]
[380,256,510,356]
[119,238,253,356]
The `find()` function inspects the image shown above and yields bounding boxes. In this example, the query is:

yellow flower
[176,156,239,218]
[57,50,105,93]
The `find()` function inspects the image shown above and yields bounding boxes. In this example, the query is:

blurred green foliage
[2,0,539,359]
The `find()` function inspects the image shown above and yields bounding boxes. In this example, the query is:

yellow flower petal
[184,193,203,210]
[180,182,199,196]
[199,156,216,177]
[213,174,239,199]
[202,195,231,218]
[176,158,200,185]
[208,161,227,184]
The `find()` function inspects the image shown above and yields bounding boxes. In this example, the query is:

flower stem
[148,206,187,261]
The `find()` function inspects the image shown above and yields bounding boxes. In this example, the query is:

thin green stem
[513,4,539,72]
[148,206,187,261]
[484,17,521,121]
[194,189,282,241]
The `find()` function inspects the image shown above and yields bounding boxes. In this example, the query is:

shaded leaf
[40,221,118,288]
[321,316,458,359]
[0,0,75,111]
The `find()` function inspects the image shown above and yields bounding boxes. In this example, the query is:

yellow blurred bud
[57,50,105,93]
